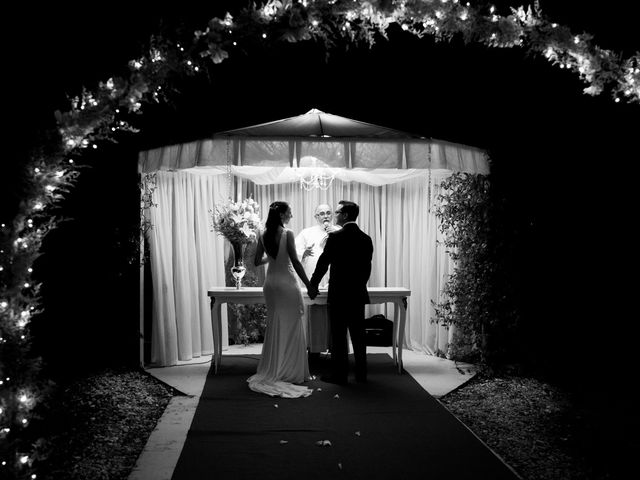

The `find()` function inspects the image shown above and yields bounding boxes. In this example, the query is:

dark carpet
[171,354,519,480]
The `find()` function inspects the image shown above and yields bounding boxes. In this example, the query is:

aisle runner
[171,354,519,480]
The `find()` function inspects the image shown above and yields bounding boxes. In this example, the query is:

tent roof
[214,108,427,139]
[139,109,490,175]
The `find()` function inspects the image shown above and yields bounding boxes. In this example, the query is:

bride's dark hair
[263,201,289,258]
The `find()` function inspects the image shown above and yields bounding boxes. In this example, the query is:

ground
[32,366,624,479]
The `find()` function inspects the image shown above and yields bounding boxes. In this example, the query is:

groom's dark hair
[339,200,359,221]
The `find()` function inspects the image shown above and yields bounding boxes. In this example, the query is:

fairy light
[20,456,29,464]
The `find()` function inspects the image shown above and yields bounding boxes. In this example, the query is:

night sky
[3,1,639,376]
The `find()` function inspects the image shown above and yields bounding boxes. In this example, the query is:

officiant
[295,204,341,359]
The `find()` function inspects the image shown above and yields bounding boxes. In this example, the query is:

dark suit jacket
[310,223,373,305]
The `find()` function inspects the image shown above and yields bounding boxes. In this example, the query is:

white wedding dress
[248,229,313,398]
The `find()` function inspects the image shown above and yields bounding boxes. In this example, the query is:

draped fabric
[146,171,228,366]
[144,168,457,366]
[248,172,454,355]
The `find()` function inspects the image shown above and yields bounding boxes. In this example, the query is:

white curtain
[145,168,456,366]
[145,171,228,366]
[248,172,454,355]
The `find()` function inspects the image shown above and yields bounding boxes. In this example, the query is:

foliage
[433,172,519,365]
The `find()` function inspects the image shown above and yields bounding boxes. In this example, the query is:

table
[208,287,411,374]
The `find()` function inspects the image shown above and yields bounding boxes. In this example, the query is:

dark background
[2,1,638,384]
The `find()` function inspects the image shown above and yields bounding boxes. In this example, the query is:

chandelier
[296,156,336,191]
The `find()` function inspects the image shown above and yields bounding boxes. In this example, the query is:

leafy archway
[1,0,638,476]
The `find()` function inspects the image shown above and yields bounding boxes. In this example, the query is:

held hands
[307,284,318,300]
[302,243,315,260]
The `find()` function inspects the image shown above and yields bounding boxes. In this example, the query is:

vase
[230,241,247,289]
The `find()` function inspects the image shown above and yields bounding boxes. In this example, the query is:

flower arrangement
[211,197,262,245]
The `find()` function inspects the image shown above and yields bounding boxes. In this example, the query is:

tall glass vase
[230,241,247,289]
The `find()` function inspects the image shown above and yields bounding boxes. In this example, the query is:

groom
[308,200,373,384]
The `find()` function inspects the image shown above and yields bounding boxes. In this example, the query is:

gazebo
[138,109,490,367]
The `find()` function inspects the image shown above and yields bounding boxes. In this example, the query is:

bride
[248,201,313,398]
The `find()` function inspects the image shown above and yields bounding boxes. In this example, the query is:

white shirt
[295,223,340,287]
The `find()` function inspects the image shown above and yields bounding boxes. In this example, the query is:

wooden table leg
[211,297,222,374]
[391,301,399,366]
[397,297,408,374]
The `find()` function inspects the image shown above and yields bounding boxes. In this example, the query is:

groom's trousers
[328,302,367,381]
